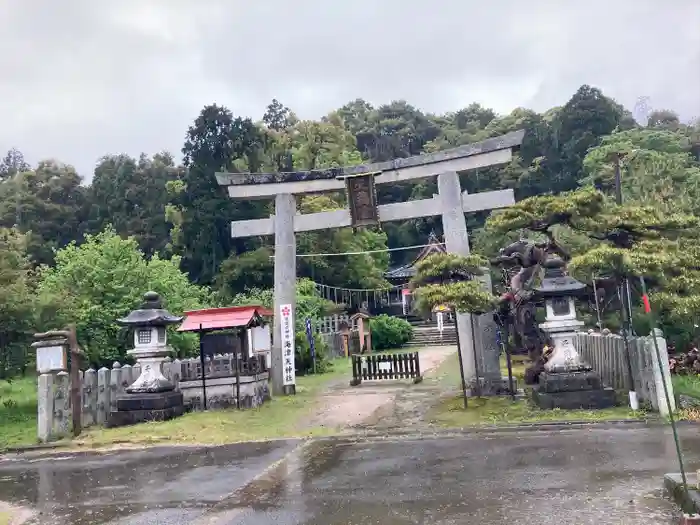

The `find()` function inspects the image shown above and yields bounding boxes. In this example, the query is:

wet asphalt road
[0,425,697,524]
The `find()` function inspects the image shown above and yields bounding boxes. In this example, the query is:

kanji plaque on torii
[342,171,380,228]
[216,130,525,396]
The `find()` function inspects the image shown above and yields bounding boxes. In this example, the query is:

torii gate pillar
[438,171,502,391]
[274,193,297,396]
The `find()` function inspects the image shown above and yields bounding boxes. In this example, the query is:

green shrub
[294,330,331,375]
[370,315,413,351]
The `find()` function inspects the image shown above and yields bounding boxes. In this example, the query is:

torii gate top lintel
[215,129,524,198]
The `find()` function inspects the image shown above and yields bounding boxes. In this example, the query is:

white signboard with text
[36,345,67,374]
[247,325,272,357]
[279,304,296,386]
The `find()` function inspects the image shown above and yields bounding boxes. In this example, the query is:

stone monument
[107,291,186,427]
[531,256,616,409]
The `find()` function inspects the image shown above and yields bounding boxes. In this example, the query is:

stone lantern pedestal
[531,258,615,410]
[107,292,186,427]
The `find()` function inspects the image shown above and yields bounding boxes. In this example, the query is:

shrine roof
[178,305,273,332]
[385,234,447,280]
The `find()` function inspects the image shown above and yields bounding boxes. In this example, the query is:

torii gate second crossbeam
[216,130,525,396]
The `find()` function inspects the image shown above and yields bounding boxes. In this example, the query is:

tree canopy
[2,83,699,373]
[410,253,497,315]
[36,228,212,366]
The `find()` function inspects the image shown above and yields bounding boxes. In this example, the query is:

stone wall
[576,329,675,415]
[36,353,271,442]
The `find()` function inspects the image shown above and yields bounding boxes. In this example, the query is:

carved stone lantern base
[125,350,174,394]
[532,298,616,410]
[531,371,616,410]
[107,391,185,428]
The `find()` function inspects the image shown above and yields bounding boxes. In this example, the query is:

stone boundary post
[647,328,676,416]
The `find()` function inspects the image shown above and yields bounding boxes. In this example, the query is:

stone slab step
[405,340,457,347]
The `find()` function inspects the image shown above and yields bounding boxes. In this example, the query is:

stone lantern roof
[117,291,183,327]
[534,256,587,299]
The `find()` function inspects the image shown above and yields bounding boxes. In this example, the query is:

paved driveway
[0,426,696,524]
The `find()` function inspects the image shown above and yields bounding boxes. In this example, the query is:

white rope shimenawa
[269,242,445,259]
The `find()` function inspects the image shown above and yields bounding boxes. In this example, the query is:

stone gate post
[273,193,297,396]
[32,336,69,443]
[438,171,477,385]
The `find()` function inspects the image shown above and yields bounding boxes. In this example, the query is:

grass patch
[0,358,355,451]
[501,355,527,382]
[672,374,700,399]
[671,375,700,422]
[426,352,643,426]
[428,395,645,427]
[0,377,38,449]
[427,352,528,389]
[73,358,353,449]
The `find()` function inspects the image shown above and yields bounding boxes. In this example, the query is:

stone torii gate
[217,130,525,396]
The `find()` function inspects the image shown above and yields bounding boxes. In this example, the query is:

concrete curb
[2,417,689,459]
[339,418,665,441]
[665,473,700,516]
[0,437,307,461]
[1,442,65,454]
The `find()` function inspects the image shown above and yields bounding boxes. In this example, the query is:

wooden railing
[350,352,422,385]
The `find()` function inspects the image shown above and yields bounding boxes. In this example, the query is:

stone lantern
[117,291,183,393]
[535,256,589,373]
[108,291,185,426]
[531,256,615,409]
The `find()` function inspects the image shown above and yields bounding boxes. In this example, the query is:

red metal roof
[178,305,272,332]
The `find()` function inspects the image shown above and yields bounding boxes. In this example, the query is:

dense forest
[1,84,699,375]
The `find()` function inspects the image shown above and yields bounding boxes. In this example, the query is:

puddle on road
[0,440,300,524]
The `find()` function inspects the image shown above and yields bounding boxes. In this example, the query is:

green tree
[230,278,336,332]
[0,160,88,265]
[484,187,700,342]
[551,85,625,192]
[647,109,680,131]
[0,148,30,181]
[0,228,34,378]
[410,253,497,315]
[36,228,213,366]
[215,246,274,298]
[88,153,181,256]
[262,98,292,132]
[582,128,700,210]
[179,104,267,285]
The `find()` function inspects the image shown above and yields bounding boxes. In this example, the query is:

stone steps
[405,326,458,347]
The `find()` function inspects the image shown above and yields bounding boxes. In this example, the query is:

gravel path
[301,345,456,432]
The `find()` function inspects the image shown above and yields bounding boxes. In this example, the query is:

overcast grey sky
[1,0,699,179]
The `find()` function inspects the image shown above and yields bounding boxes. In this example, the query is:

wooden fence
[576,329,675,415]
[350,352,422,385]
